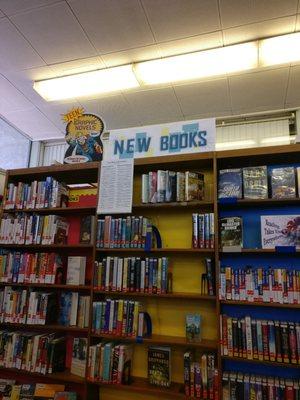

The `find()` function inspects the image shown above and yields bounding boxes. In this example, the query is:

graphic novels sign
[105,118,215,161]
[63,108,104,164]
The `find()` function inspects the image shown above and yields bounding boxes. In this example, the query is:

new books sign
[105,118,216,160]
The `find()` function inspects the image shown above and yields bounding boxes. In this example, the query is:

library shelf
[0,322,89,333]
[220,248,300,254]
[0,282,91,291]
[93,290,216,301]
[132,200,214,209]
[0,366,85,384]
[2,206,97,215]
[91,333,218,350]
[96,248,214,254]
[221,355,300,369]
[88,376,185,399]
[220,300,300,308]
[218,198,300,207]
[0,243,93,250]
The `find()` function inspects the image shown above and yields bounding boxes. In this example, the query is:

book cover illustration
[186,314,202,342]
[271,167,296,199]
[218,169,242,199]
[79,215,93,243]
[261,215,300,248]
[220,217,243,249]
[148,346,171,387]
[243,166,268,199]
[185,172,204,201]
[71,338,88,377]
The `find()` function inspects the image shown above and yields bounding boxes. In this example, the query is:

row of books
[59,292,90,328]
[219,266,300,304]
[184,352,218,399]
[220,314,300,364]
[94,257,169,294]
[0,287,89,328]
[0,214,69,245]
[192,213,214,249]
[4,178,69,210]
[0,331,65,374]
[92,299,150,337]
[96,216,150,249]
[141,170,204,203]
[88,342,133,384]
[0,381,76,400]
[222,372,300,400]
[218,166,300,200]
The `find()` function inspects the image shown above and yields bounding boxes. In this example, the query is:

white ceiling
[0,0,300,140]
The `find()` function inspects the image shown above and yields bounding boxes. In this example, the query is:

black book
[80,215,94,244]
[205,258,215,296]
[148,346,171,387]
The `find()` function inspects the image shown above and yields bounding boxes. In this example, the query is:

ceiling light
[216,140,256,150]
[33,65,139,101]
[134,42,258,85]
[259,32,300,66]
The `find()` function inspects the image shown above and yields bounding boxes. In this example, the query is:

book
[148,346,171,387]
[66,256,86,285]
[186,314,202,342]
[70,337,88,377]
[185,172,204,201]
[149,172,157,203]
[243,166,268,199]
[141,174,149,203]
[79,215,95,243]
[165,171,176,202]
[261,215,300,248]
[33,384,65,399]
[53,393,77,400]
[271,167,296,198]
[157,170,166,203]
[176,172,185,202]
[218,169,242,199]
[220,217,243,250]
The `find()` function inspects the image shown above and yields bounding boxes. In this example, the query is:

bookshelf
[1,143,300,399]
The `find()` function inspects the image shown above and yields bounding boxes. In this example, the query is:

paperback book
[271,167,296,199]
[148,346,171,387]
[186,314,202,342]
[220,217,243,250]
[218,169,242,199]
[243,166,268,199]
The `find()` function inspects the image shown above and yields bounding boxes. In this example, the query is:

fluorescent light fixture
[134,42,258,85]
[260,135,291,144]
[216,140,256,150]
[259,32,300,66]
[33,65,139,101]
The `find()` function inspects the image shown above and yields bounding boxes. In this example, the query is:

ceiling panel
[285,65,300,107]
[123,87,183,125]
[3,108,63,139]
[0,0,61,16]
[11,2,97,64]
[69,0,154,54]
[142,0,220,42]
[174,78,231,117]
[229,67,290,113]
[223,15,296,45]
[0,18,44,71]
[80,94,141,130]
[37,101,83,132]
[0,74,33,114]
[102,44,161,67]
[159,31,223,57]
[0,9,4,17]
[219,0,298,29]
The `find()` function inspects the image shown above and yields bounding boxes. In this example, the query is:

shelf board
[220,248,300,254]
[0,243,93,250]
[2,206,96,215]
[96,248,214,254]
[93,290,216,301]
[91,333,217,350]
[0,322,88,333]
[219,198,300,207]
[220,300,300,308]
[132,201,213,209]
[0,366,84,384]
[0,282,91,291]
[88,376,185,398]
[222,355,300,369]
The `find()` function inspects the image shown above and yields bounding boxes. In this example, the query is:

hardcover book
[165,171,176,202]
[220,217,243,250]
[142,174,149,203]
[218,169,242,199]
[271,167,296,199]
[261,215,300,248]
[243,166,268,199]
[148,346,171,387]
[185,172,204,201]
[79,215,95,244]
[186,314,202,342]
[70,337,88,377]
[157,170,166,203]
[66,256,86,285]
[176,172,185,202]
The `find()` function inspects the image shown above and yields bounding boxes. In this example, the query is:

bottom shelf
[88,376,185,398]
[0,366,85,384]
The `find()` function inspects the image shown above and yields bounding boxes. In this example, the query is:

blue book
[59,292,72,326]
[218,168,242,199]
[104,299,111,332]
[102,343,113,382]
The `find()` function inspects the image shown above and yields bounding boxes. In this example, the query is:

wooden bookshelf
[2,206,97,214]
[0,243,93,250]
[132,200,214,209]
[0,282,92,291]
[93,290,216,301]
[220,300,300,308]
[220,248,300,254]
[96,248,214,253]
[0,322,89,333]
[221,355,300,369]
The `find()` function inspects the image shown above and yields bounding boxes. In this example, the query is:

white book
[105,257,111,291]
[66,256,86,285]
[112,257,118,291]
[140,260,145,292]
[70,292,79,326]
[245,316,253,359]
